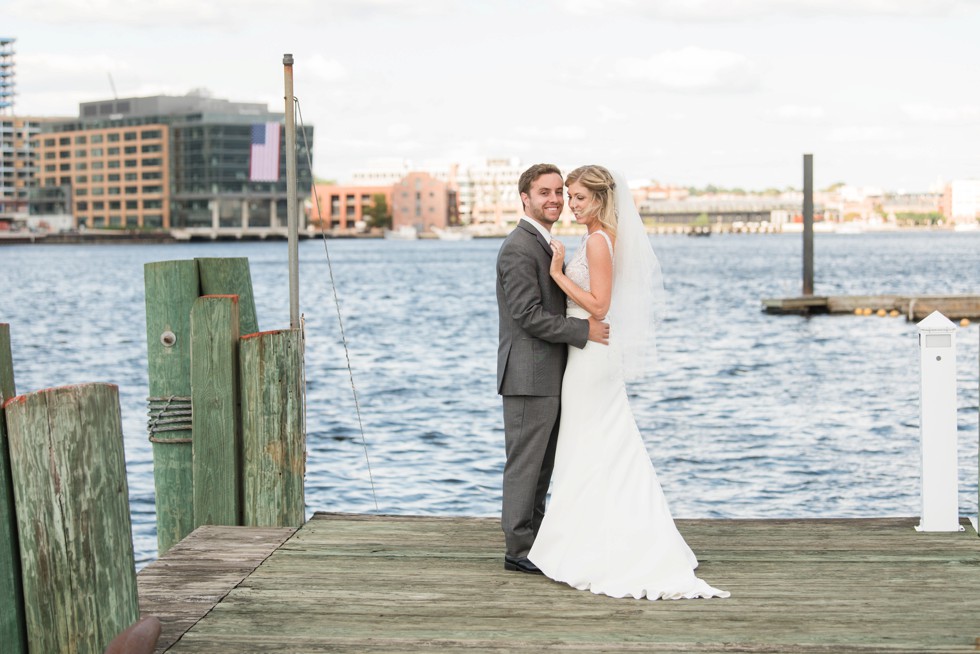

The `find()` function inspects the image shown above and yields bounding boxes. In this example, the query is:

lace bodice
[565,230,613,309]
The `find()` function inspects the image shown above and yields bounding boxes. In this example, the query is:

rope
[147,395,192,442]
[294,96,380,511]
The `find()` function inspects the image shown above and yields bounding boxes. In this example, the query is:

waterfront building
[349,162,413,187]
[639,193,804,229]
[1,116,67,219]
[310,183,393,232]
[391,171,456,233]
[880,191,942,225]
[631,181,690,203]
[456,157,522,226]
[942,180,980,226]
[0,37,14,114]
[346,158,582,230]
[32,91,313,236]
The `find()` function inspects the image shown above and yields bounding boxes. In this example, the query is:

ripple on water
[1,234,978,564]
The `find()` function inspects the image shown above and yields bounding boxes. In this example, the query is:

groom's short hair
[518,163,562,204]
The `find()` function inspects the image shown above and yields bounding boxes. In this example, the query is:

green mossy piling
[5,383,139,654]
[241,328,306,528]
[0,323,28,654]
[191,295,243,528]
[144,260,200,554]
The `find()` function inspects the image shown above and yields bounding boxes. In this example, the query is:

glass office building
[36,92,313,231]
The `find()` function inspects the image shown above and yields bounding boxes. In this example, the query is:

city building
[310,183,393,232]
[879,191,941,225]
[391,171,456,233]
[349,162,413,187]
[32,91,313,236]
[346,158,610,230]
[1,116,67,219]
[456,158,522,226]
[0,37,13,114]
[942,180,980,226]
[638,194,804,228]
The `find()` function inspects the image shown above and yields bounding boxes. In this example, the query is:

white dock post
[915,310,961,532]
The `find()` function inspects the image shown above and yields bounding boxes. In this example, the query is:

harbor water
[1,231,978,566]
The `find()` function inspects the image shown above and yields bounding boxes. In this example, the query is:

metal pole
[284,54,299,329]
[802,153,814,297]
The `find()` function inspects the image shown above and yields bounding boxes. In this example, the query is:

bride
[527,165,729,601]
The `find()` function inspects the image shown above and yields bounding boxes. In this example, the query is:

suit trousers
[501,394,561,558]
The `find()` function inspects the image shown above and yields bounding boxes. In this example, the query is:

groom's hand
[587,316,609,345]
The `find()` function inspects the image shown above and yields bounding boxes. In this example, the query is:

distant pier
[138,513,980,653]
[762,294,980,319]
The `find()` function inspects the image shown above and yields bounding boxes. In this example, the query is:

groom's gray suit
[496,220,589,559]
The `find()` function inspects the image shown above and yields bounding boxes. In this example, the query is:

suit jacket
[496,220,590,396]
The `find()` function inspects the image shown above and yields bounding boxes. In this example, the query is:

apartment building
[456,157,522,226]
[1,116,67,218]
[33,92,313,234]
[0,37,13,114]
[942,180,980,225]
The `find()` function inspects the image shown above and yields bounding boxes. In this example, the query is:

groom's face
[522,173,564,226]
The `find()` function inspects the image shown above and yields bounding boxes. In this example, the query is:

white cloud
[768,105,826,120]
[306,55,348,83]
[902,103,980,123]
[615,47,759,92]
[515,125,588,141]
[287,0,457,17]
[557,0,978,19]
[387,123,413,139]
[6,0,230,27]
[6,0,457,27]
[828,126,904,142]
[598,105,627,123]
[15,53,135,112]
[19,52,131,77]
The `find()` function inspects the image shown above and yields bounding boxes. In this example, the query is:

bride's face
[567,182,598,226]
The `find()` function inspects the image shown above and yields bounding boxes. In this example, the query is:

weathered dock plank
[137,525,294,653]
[140,513,980,653]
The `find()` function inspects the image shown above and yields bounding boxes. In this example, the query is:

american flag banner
[249,122,281,182]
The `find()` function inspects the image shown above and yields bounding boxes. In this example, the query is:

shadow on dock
[138,513,980,653]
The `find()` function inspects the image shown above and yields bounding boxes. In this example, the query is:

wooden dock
[137,513,980,652]
[762,294,980,319]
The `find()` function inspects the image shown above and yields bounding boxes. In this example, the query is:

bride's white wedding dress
[528,231,729,600]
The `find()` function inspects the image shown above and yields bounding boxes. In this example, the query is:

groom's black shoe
[504,555,544,575]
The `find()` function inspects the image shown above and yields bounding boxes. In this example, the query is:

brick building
[391,172,457,233]
[310,183,393,232]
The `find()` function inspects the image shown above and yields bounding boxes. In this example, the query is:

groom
[496,163,609,574]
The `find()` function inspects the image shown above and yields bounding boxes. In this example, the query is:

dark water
[1,231,978,566]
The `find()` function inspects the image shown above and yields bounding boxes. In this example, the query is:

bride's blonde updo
[565,165,618,238]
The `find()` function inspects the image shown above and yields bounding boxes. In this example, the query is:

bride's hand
[550,239,565,277]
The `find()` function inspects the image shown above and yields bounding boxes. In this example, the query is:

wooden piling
[803,153,814,296]
[0,324,14,408]
[0,324,27,654]
[144,260,200,554]
[191,295,242,527]
[5,383,139,654]
[240,328,306,527]
[196,258,260,336]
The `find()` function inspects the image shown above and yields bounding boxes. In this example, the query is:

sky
[2,0,979,192]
